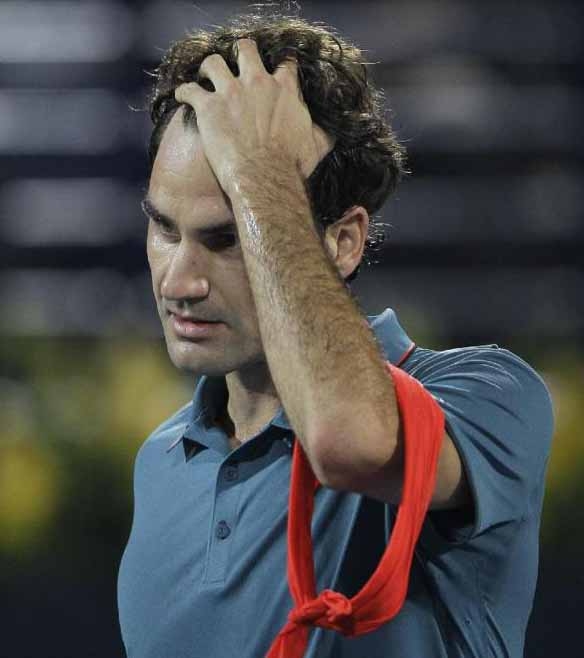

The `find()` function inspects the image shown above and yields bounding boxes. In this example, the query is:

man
[117,10,554,658]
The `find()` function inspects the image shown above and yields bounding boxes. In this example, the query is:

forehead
[149,105,229,213]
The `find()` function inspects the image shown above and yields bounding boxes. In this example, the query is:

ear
[323,206,369,280]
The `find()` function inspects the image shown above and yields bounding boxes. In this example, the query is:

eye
[207,234,238,250]
[151,216,177,235]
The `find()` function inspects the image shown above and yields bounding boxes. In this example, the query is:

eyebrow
[141,196,236,237]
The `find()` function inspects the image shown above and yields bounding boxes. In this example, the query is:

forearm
[228,156,400,482]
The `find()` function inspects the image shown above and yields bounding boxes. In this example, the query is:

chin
[165,342,229,377]
[168,344,210,372]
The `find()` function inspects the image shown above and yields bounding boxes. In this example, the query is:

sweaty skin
[147,38,471,508]
[146,107,283,444]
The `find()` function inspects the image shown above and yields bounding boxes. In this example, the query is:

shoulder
[404,343,555,539]
[405,343,554,439]
[410,342,554,498]
[405,343,553,410]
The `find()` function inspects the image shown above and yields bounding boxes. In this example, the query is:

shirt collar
[167,306,414,455]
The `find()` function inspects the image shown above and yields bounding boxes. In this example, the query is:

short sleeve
[406,346,555,543]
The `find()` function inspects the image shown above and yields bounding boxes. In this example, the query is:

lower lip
[170,314,222,338]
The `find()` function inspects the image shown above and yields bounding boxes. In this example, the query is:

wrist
[226,150,302,200]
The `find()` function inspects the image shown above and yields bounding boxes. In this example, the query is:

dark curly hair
[145,3,406,283]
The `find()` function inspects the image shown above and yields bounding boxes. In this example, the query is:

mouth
[168,312,223,339]
[168,312,219,323]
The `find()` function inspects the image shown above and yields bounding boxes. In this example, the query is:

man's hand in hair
[174,37,335,196]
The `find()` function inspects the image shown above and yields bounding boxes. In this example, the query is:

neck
[217,363,281,443]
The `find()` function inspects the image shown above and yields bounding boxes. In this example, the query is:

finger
[234,38,268,81]
[313,123,336,159]
[273,58,303,100]
[175,81,207,108]
[198,52,235,94]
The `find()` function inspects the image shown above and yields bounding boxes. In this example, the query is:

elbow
[311,418,399,491]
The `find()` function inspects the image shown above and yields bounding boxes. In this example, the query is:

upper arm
[425,347,555,537]
[325,347,555,535]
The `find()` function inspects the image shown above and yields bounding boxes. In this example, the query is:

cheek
[236,284,261,332]
[147,232,171,276]
[146,240,171,306]
[146,225,157,266]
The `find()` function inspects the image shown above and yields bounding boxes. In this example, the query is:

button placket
[203,461,242,584]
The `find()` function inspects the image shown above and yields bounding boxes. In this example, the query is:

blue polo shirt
[117,307,554,658]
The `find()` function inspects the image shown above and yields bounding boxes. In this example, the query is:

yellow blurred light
[99,338,192,458]
[0,440,62,554]
[541,362,584,494]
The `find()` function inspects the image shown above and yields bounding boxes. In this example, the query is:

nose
[160,243,210,302]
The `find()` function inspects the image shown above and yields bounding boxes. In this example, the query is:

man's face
[146,106,265,376]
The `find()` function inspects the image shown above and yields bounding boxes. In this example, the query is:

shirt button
[216,521,231,540]
[224,465,239,481]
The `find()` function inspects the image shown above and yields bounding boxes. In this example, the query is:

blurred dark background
[0,1,582,656]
